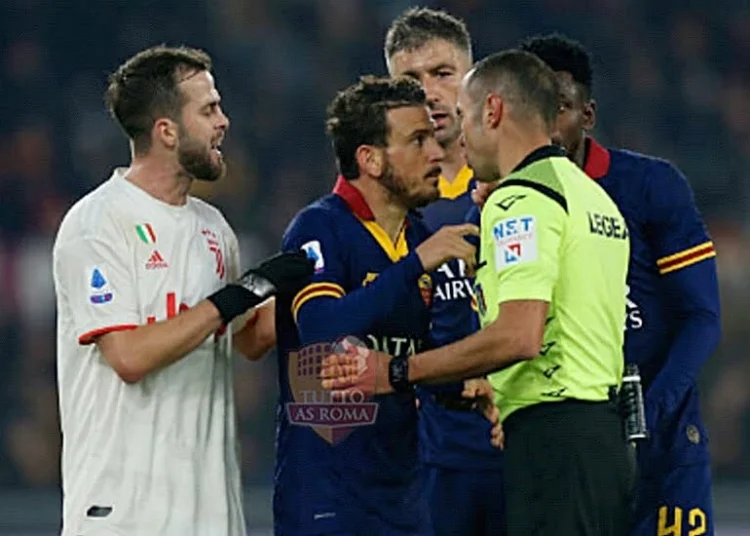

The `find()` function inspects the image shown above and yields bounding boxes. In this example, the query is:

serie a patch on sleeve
[492,215,538,271]
[87,266,114,305]
[301,240,325,274]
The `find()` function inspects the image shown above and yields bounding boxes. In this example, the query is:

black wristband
[207,284,265,325]
[388,356,413,393]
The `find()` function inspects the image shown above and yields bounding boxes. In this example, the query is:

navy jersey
[416,166,502,469]
[583,138,720,469]
[274,177,434,534]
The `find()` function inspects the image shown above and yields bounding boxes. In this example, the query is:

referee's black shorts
[502,399,637,536]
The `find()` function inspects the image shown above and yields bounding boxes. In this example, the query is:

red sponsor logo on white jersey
[202,229,225,280]
[145,250,169,270]
[147,292,226,337]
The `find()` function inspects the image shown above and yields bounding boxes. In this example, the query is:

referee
[321,49,636,536]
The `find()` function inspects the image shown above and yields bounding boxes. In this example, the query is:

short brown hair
[326,75,426,180]
[385,7,472,62]
[104,45,212,154]
[468,49,559,131]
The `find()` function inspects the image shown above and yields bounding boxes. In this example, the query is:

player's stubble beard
[177,129,225,182]
[434,112,461,149]
[380,158,440,211]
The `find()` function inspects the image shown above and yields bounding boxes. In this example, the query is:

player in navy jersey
[385,9,505,535]
[519,34,721,536]
[274,76,483,535]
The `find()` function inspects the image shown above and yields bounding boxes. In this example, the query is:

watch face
[388,356,412,393]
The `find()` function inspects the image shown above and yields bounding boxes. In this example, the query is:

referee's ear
[485,93,504,130]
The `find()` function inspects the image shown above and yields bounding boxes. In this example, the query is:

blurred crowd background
[1,0,749,531]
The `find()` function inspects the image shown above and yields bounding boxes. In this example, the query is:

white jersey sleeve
[53,215,140,344]
[225,225,242,283]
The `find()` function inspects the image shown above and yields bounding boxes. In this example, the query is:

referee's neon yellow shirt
[474,147,630,422]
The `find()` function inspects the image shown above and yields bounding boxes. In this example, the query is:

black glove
[208,251,314,324]
[252,251,316,296]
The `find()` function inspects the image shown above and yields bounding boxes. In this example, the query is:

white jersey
[53,168,246,536]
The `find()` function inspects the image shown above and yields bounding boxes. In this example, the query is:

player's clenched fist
[462,378,504,450]
[250,251,315,296]
[416,223,479,274]
[208,251,314,324]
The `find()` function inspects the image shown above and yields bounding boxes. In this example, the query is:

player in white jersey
[52,45,313,536]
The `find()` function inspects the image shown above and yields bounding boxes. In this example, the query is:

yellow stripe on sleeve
[291,282,345,322]
[656,241,716,275]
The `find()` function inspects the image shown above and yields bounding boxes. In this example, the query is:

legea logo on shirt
[301,240,325,274]
[492,215,538,270]
[286,336,378,445]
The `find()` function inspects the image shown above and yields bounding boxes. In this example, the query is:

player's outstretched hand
[470,180,500,210]
[250,251,315,296]
[208,251,314,325]
[416,223,479,274]
[320,341,394,398]
[462,378,504,450]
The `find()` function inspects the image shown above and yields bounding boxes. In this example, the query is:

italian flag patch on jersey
[135,223,157,244]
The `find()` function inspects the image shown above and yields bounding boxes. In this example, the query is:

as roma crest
[286,336,378,445]
[418,273,433,308]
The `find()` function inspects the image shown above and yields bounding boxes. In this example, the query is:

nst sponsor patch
[492,215,538,270]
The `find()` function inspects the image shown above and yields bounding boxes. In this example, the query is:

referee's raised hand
[416,223,479,275]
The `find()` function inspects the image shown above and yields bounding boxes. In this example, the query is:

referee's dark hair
[326,75,426,180]
[385,7,472,63]
[518,33,594,98]
[466,49,559,132]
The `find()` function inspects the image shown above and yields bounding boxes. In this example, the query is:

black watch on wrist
[388,356,413,393]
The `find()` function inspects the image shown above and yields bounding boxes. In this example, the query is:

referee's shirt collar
[511,144,566,174]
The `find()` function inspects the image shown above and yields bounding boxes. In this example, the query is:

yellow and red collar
[332,175,377,220]
[332,176,409,262]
